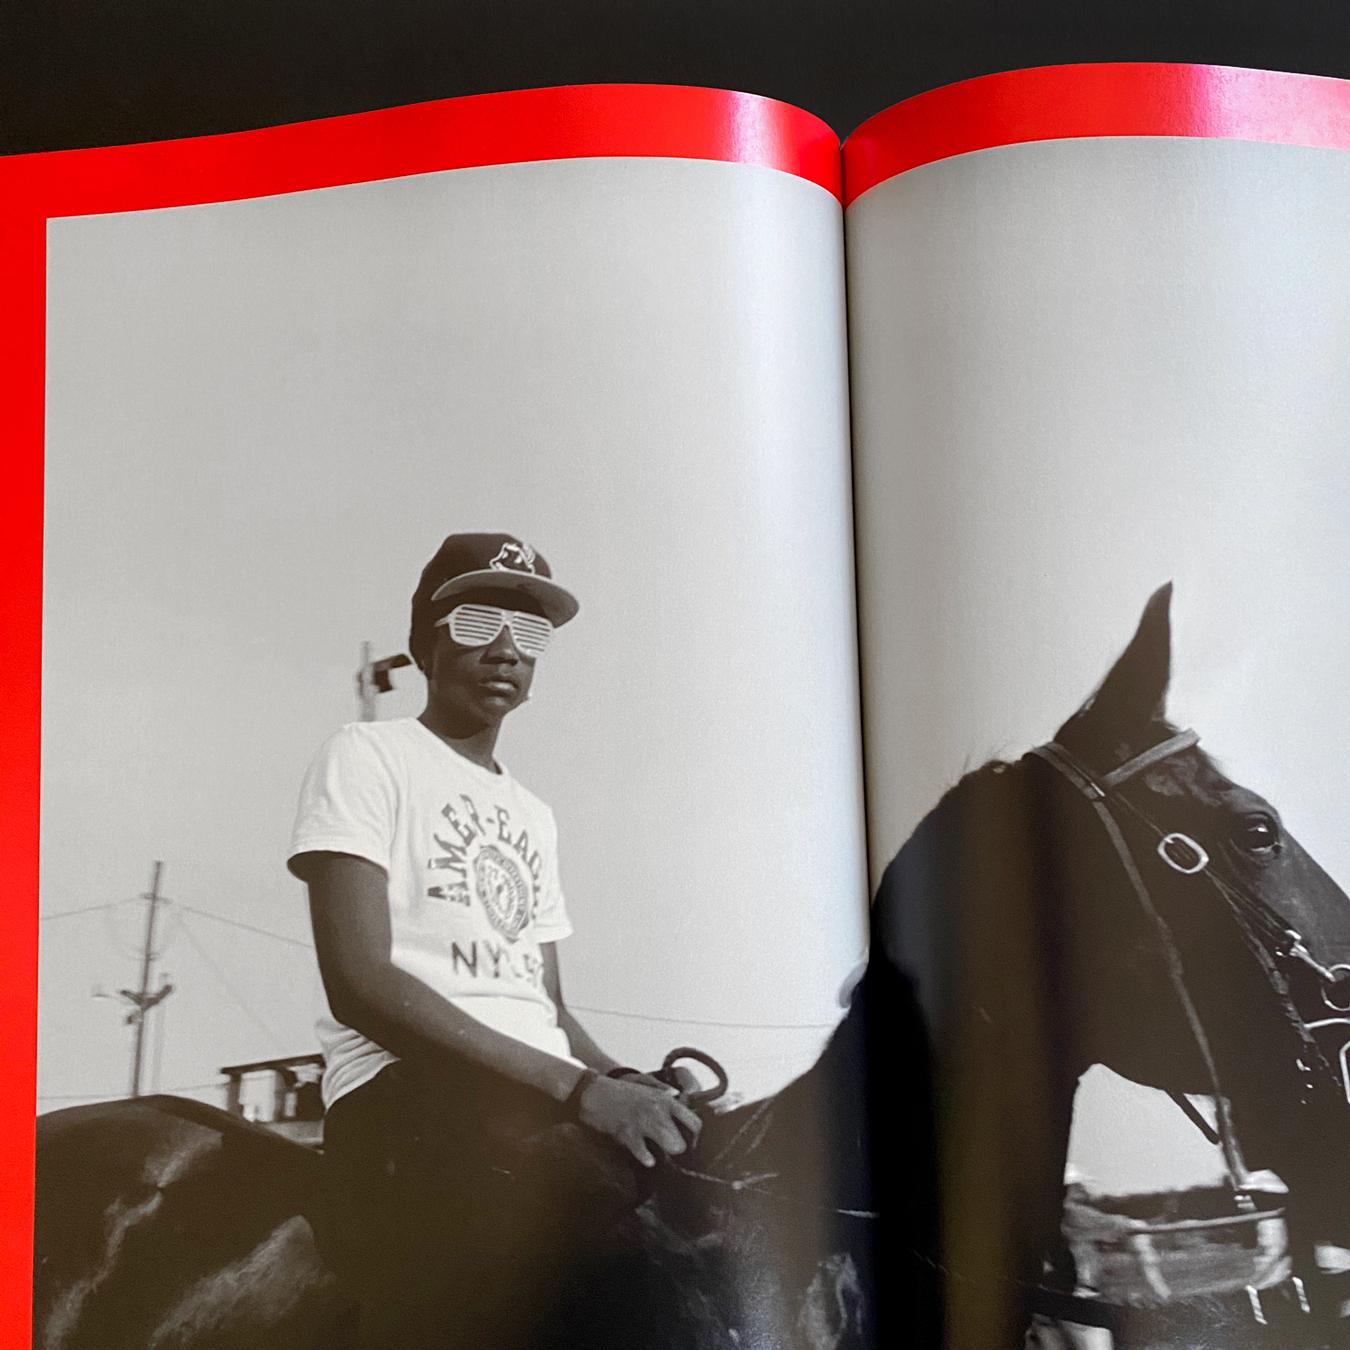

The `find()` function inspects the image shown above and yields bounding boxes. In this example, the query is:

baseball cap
[412,532,579,636]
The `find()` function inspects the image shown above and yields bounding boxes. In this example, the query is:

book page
[845,64,1350,1349]
[14,88,870,1349]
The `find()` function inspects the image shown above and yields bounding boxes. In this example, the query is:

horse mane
[768,756,1026,1139]
[744,764,1028,1204]
[868,757,1025,1035]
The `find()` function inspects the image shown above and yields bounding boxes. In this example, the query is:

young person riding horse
[288,533,703,1350]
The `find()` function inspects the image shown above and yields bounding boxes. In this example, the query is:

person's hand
[661,1064,703,1097]
[626,1066,702,1099]
[576,1074,702,1167]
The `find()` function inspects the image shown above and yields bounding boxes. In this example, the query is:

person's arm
[544,944,622,1074]
[304,851,701,1165]
[546,944,702,1096]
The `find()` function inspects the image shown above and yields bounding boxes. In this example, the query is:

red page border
[844,62,1350,205]
[0,82,837,1347]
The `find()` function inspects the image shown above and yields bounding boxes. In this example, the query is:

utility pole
[356,642,412,721]
[357,640,376,722]
[120,860,174,1098]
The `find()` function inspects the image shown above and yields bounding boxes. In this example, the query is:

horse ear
[1055,583,1173,747]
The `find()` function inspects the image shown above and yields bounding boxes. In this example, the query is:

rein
[1031,730,1254,1199]
[665,732,1344,1235]
[665,1159,880,1221]
[655,1059,880,1223]
[1030,729,1341,1203]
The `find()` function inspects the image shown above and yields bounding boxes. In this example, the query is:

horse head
[1049,585,1350,1175]
[870,584,1350,1343]
[1058,581,1350,993]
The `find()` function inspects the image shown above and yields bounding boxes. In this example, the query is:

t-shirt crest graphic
[474,843,531,941]
[490,541,536,574]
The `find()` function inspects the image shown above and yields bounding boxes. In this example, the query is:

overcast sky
[40,153,862,1114]
[849,133,1350,1193]
[43,128,1350,1203]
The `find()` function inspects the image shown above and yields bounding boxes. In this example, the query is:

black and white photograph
[848,123,1350,1346]
[33,129,873,1349]
[22,59,1350,1350]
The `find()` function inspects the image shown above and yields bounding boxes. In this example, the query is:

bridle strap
[1100,728,1200,791]
[1030,731,1254,1199]
[1031,740,1106,800]
[1031,729,1200,803]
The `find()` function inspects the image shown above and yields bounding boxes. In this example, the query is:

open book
[13,62,1350,1349]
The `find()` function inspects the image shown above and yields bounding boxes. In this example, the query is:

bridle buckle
[1158,831,1209,875]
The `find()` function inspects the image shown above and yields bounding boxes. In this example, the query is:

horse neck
[871,759,1053,1039]
[731,762,1049,1128]
[873,749,1324,1114]
[712,755,1193,1179]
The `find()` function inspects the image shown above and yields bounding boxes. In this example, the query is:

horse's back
[35,1095,346,1350]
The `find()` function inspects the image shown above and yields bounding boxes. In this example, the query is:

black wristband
[564,1067,599,1119]
[605,1066,644,1081]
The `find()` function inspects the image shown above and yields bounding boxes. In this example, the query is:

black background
[7,0,1350,155]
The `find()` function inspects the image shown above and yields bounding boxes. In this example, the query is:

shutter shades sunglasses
[436,603,554,659]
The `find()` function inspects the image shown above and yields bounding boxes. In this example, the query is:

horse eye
[1234,814,1281,855]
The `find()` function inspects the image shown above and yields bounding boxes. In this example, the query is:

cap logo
[489,541,537,575]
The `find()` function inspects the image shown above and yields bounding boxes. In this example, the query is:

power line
[569,1003,836,1031]
[174,904,314,950]
[41,897,312,952]
[46,896,833,1039]
[170,921,829,1031]
[178,916,290,1052]
[40,900,126,922]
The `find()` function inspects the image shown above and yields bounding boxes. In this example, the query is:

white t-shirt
[288,717,576,1107]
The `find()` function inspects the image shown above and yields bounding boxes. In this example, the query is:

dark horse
[866,584,1350,1346]
[34,586,1350,1348]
